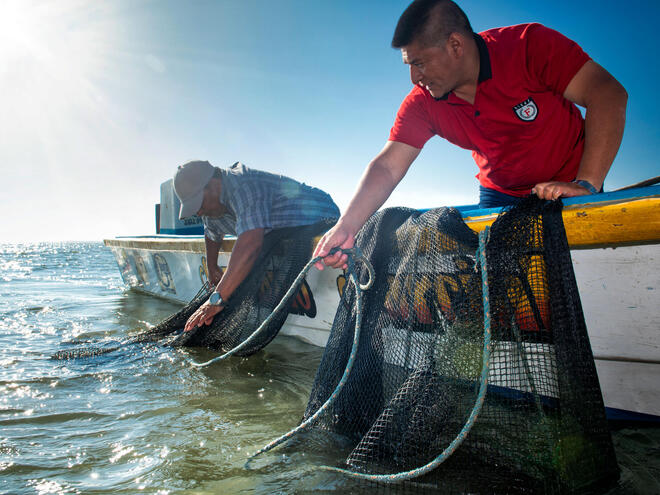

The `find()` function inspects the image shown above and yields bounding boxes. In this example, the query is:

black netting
[53,220,333,360]
[170,220,333,356]
[301,198,618,494]
[50,283,213,360]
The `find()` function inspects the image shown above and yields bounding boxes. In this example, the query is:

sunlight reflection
[0,0,121,168]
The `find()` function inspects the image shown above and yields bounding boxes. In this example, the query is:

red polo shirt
[389,23,591,197]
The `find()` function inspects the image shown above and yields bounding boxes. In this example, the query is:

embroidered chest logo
[513,97,538,121]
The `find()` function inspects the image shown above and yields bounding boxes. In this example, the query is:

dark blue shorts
[478,186,525,209]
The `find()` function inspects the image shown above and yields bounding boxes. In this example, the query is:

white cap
[173,160,215,219]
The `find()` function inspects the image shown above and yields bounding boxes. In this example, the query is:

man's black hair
[392,0,473,48]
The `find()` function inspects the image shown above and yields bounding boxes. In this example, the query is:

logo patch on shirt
[513,97,538,121]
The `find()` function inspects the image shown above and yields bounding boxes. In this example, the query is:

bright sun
[0,0,157,242]
[0,0,119,156]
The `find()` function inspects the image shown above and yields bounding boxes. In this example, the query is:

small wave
[0,410,110,426]
[23,305,54,314]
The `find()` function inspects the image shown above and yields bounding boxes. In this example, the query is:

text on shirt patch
[513,97,538,121]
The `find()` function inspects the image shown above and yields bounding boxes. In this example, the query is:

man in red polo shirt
[315,0,627,269]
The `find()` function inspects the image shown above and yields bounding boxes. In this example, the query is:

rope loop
[336,246,374,290]
[189,247,373,369]
[245,246,373,466]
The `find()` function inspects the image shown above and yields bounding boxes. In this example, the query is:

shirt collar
[474,32,492,83]
[435,32,491,101]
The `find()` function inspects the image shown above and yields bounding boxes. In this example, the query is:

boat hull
[104,188,660,420]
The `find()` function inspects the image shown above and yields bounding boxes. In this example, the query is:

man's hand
[531,181,592,201]
[312,141,420,271]
[188,228,263,331]
[184,302,223,332]
[313,223,356,270]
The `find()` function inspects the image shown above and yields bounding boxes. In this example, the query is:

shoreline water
[0,242,657,494]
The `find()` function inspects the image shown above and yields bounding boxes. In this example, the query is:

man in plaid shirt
[173,160,339,331]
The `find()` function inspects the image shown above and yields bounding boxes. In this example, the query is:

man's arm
[314,140,421,269]
[213,228,265,301]
[185,228,265,331]
[532,60,627,200]
[204,235,224,285]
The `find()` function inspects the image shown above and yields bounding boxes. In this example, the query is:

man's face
[401,38,460,99]
[196,183,224,217]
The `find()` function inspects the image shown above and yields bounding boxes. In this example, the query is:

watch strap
[209,291,228,307]
[572,179,599,195]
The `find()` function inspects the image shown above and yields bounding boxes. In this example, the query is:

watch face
[210,292,220,305]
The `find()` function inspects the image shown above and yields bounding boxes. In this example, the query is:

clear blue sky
[1,0,658,241]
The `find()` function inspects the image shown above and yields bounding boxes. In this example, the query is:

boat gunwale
[104,185,660,251]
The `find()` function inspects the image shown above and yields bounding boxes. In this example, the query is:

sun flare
[0,0,120,157]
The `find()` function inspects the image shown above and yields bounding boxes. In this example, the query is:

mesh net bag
[302,198,618,494]
[51,283,214,360]
[53,220,332,360]
[171,220,334,356]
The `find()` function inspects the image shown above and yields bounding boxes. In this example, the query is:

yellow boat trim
[464,197,660,249]
[105,196,660,252]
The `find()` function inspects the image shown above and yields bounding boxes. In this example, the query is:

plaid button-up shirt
[203,162,339,241]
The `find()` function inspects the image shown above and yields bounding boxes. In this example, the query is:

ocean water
[0,242,658,494]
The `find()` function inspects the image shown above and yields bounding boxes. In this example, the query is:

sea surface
[0,242,658,494]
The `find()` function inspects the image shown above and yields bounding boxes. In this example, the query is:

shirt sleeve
[523,23,591,95]
[388,86,435,149]
[203,219,224,242]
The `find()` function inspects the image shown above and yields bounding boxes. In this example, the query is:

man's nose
[410,66,422,85]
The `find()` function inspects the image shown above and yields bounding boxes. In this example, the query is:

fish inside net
[299,197,618,494]
[52,220,333,360]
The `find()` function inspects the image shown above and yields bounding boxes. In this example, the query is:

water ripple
[0,243,656,494]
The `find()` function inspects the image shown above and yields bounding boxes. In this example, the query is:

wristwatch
[208,291,228,307]
[572,179,599,195]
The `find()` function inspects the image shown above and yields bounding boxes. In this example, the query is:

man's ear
[447,32,464,58]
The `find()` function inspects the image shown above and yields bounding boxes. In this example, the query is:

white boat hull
[104,238,659,419]
[571,246,659,418]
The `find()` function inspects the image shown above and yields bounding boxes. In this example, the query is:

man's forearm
[577,82,627,190]
[205,236,222,273]
[312,141,420,269]
[563,61,628,191]
[214,229,264,300]
[338,142,420,237]
[338,161,401,234]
